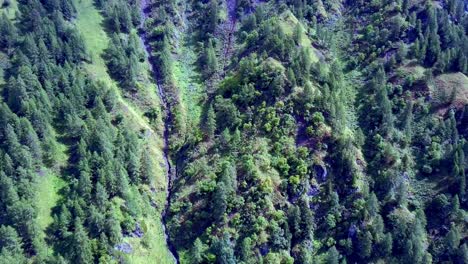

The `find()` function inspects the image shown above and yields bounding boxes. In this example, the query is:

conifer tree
[190,238,204,264]
[205,103,216,139]
[70,218,93,264]
[327,246,340,264]
[204,39,218,77]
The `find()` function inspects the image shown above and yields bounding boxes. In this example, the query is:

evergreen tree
[190,238,204,264]
[0,225,23,255]
[213,232,235,264]
[205,103,216,139]
[0,13,16,51]
[204,39,218,77]
[327,246,340,264]
[374,67,394,136]
[446,224,461,254]
[69,218,93,264]
[366,192,379,218]
[212,182,227,222]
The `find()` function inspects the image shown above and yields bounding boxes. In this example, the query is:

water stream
[139,0,179,263]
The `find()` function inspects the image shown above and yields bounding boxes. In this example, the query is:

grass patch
[173,45,203,127]
[74,0,111,83]
[35,168,66,257]
[124,217,175,264]
[36,170,65,232]
[398,62,426,81]
[279,11,319,63]
[431,72,468,114]
[74,0,163,133]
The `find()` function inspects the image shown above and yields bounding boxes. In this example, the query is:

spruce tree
[70,218,93,264]
[190,238,204,264]
[327,246,340,264]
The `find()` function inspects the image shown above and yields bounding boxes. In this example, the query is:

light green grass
[74,0,111,83]
[74,0,162,133]
[173,46,203,127]
[35,134,68,256]
[125,217,175,264]
[36,170,65,232]
[398,62,426,81]
[279,11,319,63]
[35,169,65,257]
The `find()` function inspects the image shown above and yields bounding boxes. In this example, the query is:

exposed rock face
[115,242,133,254]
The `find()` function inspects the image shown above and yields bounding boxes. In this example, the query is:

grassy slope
[279,11,319,63]
[74,0,161,133]
[36,137,68,238]
[433,72,468,110]
[73,0,174,262]
[173,41,203,128]
[36,170,65,235]
[170,6,204,142]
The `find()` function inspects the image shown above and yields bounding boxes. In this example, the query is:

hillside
[0,0,466,264]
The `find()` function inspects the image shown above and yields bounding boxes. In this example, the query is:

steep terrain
[0,0,467,264]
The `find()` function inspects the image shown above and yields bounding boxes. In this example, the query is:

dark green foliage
[105,32,142,90]
[202,39,218,78]
[0,0,160,262]
[213,232,235,264]
[327,246,340,264]
[2,0,467,263]
[189,238,205,264]
[68,218,93,264]
[100,0,140,33]
[0,13,16,51]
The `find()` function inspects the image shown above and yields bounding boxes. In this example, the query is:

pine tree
[403,100,414,144]
[140,149,155,184]
[374,67,394,136]
[213,232,235,264]
[294,22,303,45]
[327,246,340,264]
[239,237,253,262]
[190,238,204,264]
[77,171,92,200]
[219,161,237,195]
[458,243,468,264]
[212,182,227,222]
[446,224,460,253]
[105,210,122,245]
[205,39,218,77]
[6,77,28,113]
[207,0,219,34]
[367,192,379,218]
[0,225,26,263]
[70,218,93,264]
[0,13,17,51]
[0,225,23,254]
[358,230,373,259]
[406,216,427,263]
[205,103,216,139]
[159,38,173,85]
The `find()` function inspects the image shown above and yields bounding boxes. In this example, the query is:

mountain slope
[0,0,466,264]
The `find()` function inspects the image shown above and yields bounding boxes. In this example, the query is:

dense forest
[0,0,466,263]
